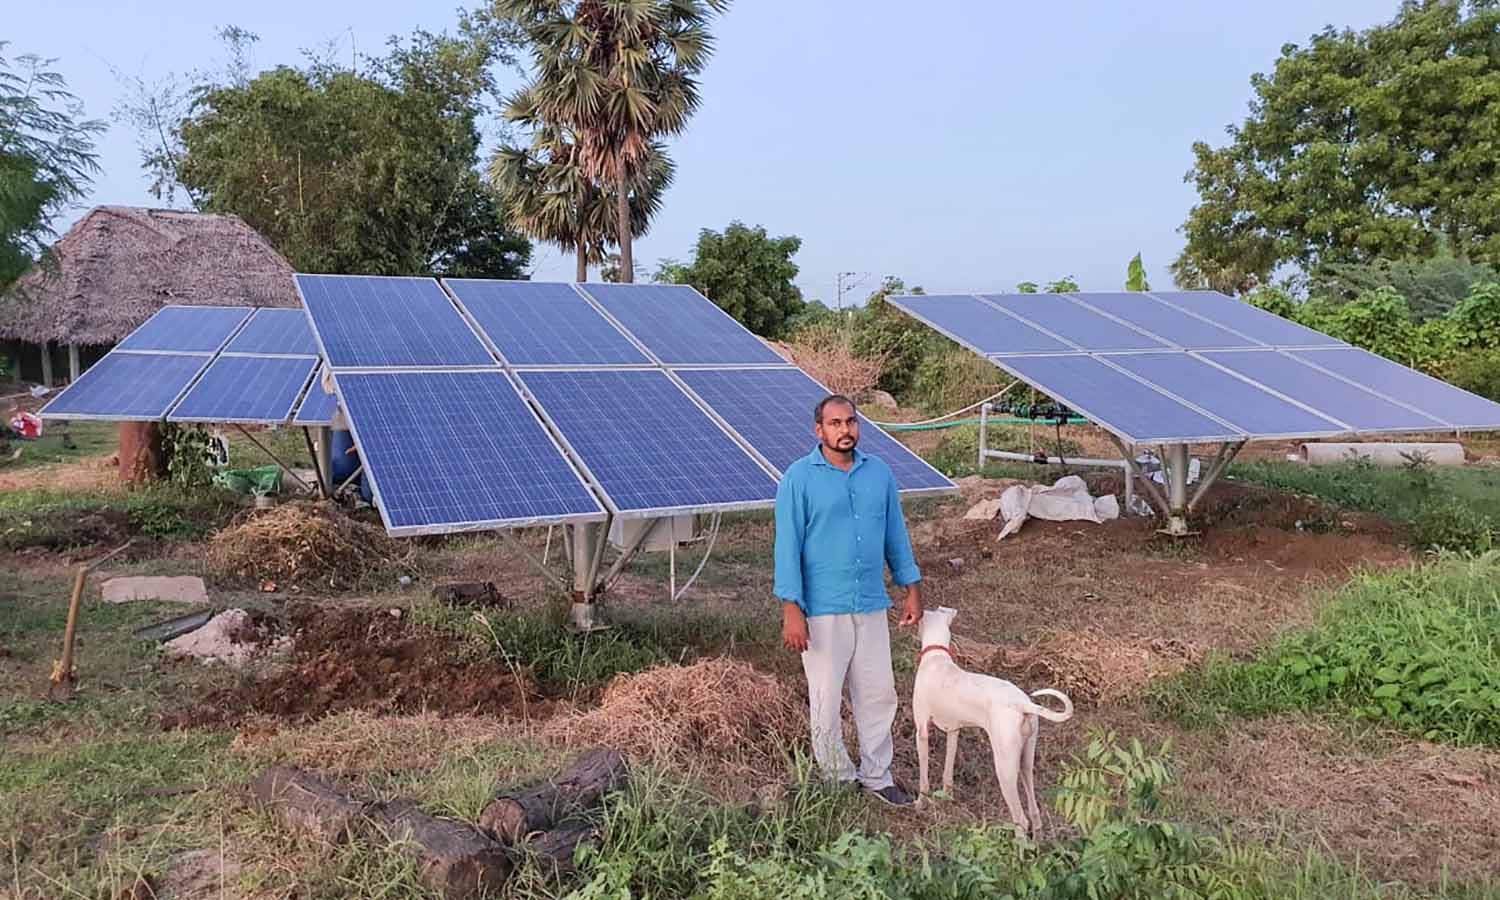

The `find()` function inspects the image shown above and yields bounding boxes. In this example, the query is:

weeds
[1155,554,1500,746]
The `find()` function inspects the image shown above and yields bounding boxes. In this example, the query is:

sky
[12,1,1394,306]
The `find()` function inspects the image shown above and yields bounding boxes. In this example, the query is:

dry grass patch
[958,630,1204,704]
[230,710,518,775]
[205,501,412,589]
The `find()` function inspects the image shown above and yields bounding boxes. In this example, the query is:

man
[774,393,922,805]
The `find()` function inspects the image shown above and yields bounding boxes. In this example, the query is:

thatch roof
[0,206,298,345]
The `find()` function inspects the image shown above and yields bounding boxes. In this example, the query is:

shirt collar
[807,444,865,470]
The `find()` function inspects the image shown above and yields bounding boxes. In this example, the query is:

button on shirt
[774,445,922,617]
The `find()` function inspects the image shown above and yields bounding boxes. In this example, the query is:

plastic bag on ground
[997,474,1120,541]
[213,464,282,495]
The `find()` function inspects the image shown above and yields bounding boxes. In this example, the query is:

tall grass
[1155,554,1500,746]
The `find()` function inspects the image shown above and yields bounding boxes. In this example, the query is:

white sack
[996,475,1119,541]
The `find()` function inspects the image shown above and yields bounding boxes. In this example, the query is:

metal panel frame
[330,367,608,536]
[514,367,781,520]
[293,364,339,426]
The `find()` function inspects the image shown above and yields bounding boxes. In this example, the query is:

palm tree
[490,125,673,281]
[498,0,727,282]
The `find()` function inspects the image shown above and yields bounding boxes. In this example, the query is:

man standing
[774,393,922,805]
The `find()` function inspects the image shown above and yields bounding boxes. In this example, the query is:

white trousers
[801,611,897,790]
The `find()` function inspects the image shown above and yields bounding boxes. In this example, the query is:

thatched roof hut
[1,206,298,349]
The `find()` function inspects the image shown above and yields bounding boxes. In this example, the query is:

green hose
[879,416,1090,432]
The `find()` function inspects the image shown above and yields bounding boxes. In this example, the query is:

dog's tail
[1023,688,1073,723]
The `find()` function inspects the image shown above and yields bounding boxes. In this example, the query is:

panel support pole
[1164,443,1191,536]
[313,426,333,497]
[569,521,611,632]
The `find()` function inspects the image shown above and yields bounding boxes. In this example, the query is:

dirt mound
[966,631,1204,704]
[168,606,542,727]
[205,501,411,589]
[545,658,805,767]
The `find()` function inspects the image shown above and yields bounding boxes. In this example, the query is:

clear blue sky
[14,1,1391,305]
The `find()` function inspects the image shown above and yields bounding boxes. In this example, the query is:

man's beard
[825,435,857,453]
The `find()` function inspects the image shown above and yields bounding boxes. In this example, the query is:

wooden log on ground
[479,748,627,845]
[373,800,512,899]
[249,767,369,844]
[522,821,599,878]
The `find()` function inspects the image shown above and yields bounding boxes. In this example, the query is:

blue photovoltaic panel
[1202,351,1447,433]
[338,370,604,533]
[1293,347,1500,431]
[889,294,1071,354]
[675,368,955,493]
[294,367,339,426]
[520,369,779,514]
[578,283,786,365]
[1104,352,1345,437]
[40,353,208,420]
[1150,291,1344,348]
[445,279,648,366]
[225,307,319,356]
[116,306,252,353]
[981,294,1169,351]
[991,354,1242,443]
[297,274,494,368]
[169,356,317,423]
[1067,293,1259,350]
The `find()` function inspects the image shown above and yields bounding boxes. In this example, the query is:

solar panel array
[890,290,1500,445]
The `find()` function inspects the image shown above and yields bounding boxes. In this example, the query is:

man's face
[815,401,860,454]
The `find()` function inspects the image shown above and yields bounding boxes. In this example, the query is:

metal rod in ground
[234,425,312,493]
[1188,441,1246,514]
[300,427,327,499]
[1105,433,1170,515]
[600,518,662,592]
[336,464,364,496]
[498,529,570,593]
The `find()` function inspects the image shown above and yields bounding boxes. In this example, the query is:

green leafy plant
[160,424,218,487]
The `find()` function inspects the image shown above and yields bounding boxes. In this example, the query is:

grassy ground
[3,434,1500,897]
[0,421,117,472]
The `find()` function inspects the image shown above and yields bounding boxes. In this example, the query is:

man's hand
[897,583,923,627]
[782,603,809,653]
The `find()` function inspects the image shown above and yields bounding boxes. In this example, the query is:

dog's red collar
[917,644,954,665]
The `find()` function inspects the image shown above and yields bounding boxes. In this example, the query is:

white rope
[672,512,722,602]
[862,381,1020,428]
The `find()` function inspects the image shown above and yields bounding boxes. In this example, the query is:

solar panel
[1292,347,1500,430]
[297,274,494,369]
[116,306,252,353]
[39,353,209,421]
[519,369,779,515]
[1150,291,1344,348]
[991,354,1243,443]
[224,308,319,356]
[578,283,786,365]
[1104,352,1345,438]
[1066,292,1259,350]
[675,367,954,493]
[169,356,318,424]
[337,370,605,534]
[888,294,1072,355]
[294,366,339,426]
[980,294,1170,351]
[1201,351,1448,433]
[445,279,649,366]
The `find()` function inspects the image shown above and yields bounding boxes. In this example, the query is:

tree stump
[479,749,627,845]
[372,800,512,899]
[119,422,164,484]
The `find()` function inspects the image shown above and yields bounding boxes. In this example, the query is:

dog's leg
[987,726,1028,834]
[915,709,932,798]
[942,727,959,795]
[1020,716,1041,838]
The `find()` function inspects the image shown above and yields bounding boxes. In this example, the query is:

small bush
[1411,499,1495,553]
[1155,555,1500,746]
[909,346,1006,415]
[1446,348,1500,401]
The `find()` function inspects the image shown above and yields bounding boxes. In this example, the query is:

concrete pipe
[1299,442,1464,467]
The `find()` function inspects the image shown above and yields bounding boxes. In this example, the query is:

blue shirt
[773,445,922,617]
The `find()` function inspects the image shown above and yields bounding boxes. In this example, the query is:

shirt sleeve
[883,472,921,586]
[773,469,807,611]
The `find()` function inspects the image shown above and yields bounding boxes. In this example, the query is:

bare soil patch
[164,605,544,727]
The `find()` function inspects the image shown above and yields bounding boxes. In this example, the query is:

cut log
[250,767,368,844]
[521,820,598,878]
[479,748,627,845]
[373,800,511,899]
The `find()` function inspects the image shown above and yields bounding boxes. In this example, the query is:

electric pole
[836,271,868,310]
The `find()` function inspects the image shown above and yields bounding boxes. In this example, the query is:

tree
[175,31,529,277]
[498,0,728,282]
[1307,254,1500,320]
[653,221,804,337]
[1017,277,1080,294]
[0,44,103,292]
[1125,253,1150,291]
[490,127,672,281]
[1175,2,1500,291]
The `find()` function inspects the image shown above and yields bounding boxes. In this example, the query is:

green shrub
[1446,348,1500,402]
[909,346,1006,414]
[160,424,219,487]
[1411,499,1495,554]
[1157,555,1500,746]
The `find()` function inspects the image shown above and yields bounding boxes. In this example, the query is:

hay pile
[968,631,1203,703]
[206,501,411,589]
[545,658,806,765]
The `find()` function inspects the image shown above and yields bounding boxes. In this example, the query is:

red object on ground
[9,412,41,439]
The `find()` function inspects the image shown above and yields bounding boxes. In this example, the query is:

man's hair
[814,394,856,424]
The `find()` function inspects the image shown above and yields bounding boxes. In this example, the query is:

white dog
[912,607,1073,834]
